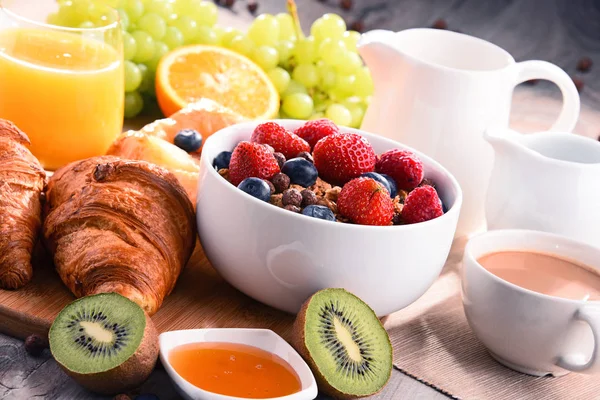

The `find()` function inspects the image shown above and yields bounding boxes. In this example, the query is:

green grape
[47,12,61,26]
[251,46,279,70]
[278,110,291,119]
[163,27,184,49]
[123,32,137,61]
[228,35,254,56]
[147,41,170,71]
[318,38,347,67]
[313,93,332,112]
[317,63,337,90]
[282,80,308,97]
[124,91,144,118]
[79,21,95,29]
[354,67,374,97]
[116,8,129,31]
[192,1,218,27]
[342,30,361,52]
[276,13,296,41]
[131,30,155,63]
[220,27,242,47]
[282,93,314,119]
[247,14,280,47]
[267,67,291,94]
[173,0,200,14]
[137,63,153,94]
[309,112,325,120]
[195,26,218,45]
[213,26,225,43]
[292,63,318,88]
[123,0,144,22]
[335,73,356,94]
[145,0,174,20]
[74,1,97,21]
[311,13,346,42]
[171,16,198,44]
[137,13,166,40]
[346,103,365,128]
[326,104,352,126]
[276,40,295,66]
[124,60,143,92]
[335,51,363,74]
[56,2,83,27]
[294,36,316,64]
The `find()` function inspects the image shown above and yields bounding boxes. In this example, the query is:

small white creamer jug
[484,127,600,248]
[358,28,580,237]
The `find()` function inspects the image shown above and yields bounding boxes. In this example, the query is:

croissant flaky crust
[43,156,196,315]
[0,119,46,289]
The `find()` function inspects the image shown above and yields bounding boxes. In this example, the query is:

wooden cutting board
[1,81,599,346]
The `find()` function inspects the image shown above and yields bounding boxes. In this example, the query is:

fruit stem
[287,0,305,40]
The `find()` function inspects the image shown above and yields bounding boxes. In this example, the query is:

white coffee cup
[359,29,581,237]
[462,229,600,376]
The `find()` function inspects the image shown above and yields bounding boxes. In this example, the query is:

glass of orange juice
[0,0,123,170]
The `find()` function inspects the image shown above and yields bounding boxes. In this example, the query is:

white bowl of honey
[159,328,318,400]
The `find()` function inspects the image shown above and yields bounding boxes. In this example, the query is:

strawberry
[338,177,394,225]
[402,185,444,224]
[229,141,281,186]
[251,122,310,159]
[294,118,340,149]
[376,149,424,191]
[313,133,376,186]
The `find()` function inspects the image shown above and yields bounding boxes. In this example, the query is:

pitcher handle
[556,304,600,374]
[512,60,580,132]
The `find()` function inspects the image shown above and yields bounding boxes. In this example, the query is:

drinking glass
[0,0,123,170]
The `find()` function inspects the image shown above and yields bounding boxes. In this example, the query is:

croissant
[0,119,46,289]
[43,156,196,315]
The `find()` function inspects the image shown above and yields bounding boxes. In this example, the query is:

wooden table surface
[1,0,599,399]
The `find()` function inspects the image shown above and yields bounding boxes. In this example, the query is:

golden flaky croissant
[0,119,46,289]
[43,156,196,315]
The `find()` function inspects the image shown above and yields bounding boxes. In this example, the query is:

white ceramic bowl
[197,120,462,316]
[159,329,318,400]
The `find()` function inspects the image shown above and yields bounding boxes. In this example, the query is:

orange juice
[0,28,123,169]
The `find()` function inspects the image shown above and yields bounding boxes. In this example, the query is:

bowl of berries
[197,119,462,316]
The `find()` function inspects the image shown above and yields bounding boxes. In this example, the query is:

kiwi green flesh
[304,288,392,396]
[49,293,146,374]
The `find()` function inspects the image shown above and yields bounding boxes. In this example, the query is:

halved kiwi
[49,293,158,395]
[292,288,393,399]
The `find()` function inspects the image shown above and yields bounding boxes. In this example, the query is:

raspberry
[337,177,394,226]
[313,133,376,186]
[376,149,424,191]
[401,185,444,224]
[294,118,340,149]
[228,141,281,186]
[251,122,310,159]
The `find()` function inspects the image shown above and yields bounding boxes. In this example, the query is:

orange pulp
[169,342,302,398]
[0,28,123,170]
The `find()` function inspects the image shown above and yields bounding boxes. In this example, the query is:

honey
[169,342,302,398]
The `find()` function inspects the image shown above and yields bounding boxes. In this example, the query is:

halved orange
[156,45,279,119]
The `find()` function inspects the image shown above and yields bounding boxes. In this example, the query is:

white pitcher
[484,127,600,248]
[358,28,580,237]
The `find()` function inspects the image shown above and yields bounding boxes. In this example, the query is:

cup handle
[556,305,600,374]
[513,60,580,132]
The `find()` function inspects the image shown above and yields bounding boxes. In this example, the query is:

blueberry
[174,129,202,152]
[361,172,397,198]
[237,178,271,202]
[301,205,336,221]
[281,158,318,187]
[213,151,232,170]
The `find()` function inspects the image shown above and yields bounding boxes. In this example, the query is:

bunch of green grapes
[238,7,373,127]
[50,0,221,118]
[49,0,373,126]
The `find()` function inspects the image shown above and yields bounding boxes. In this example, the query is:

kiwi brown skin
[53,312,159,395]
[291,292,392,400]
